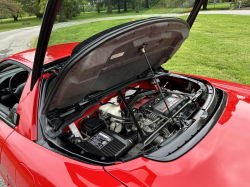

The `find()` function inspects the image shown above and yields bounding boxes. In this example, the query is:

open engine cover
[42,18,190,113]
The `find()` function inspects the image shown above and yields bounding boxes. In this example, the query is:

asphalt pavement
[0,9,249,186]
[0,26,41,60]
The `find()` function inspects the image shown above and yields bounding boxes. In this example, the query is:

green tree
[39,0,47,13]
[154,0,192,8]
[203,0,208,9]
[57,0,81,22]
[234,0,250,8]
[117,0,121,12]
[39,0,82,21]
[96,0,103,13]
[17,0,43,18]
[135,0,140,12]
[130,0,135,9]
[65,0,81,19]
[106,0,112,13]
[0,0,23,21]
[80,0,87,12]
[124,0,127,11]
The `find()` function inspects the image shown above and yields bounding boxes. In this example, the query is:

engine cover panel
[140,94,186,117]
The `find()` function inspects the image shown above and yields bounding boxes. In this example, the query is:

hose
[107,113,133,121]
[85,109,102,118]
[111,119,134,124]
[128,90,159,108]
[145,118,160,126]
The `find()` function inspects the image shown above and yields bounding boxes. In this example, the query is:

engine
[65,85,200,159]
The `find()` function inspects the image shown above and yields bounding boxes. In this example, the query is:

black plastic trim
[0,59,31,72]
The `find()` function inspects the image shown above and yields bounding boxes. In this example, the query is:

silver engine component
[139,117,155,133]
[136,111,161,133]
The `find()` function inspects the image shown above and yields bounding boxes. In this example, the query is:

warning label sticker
[87,132,113,150]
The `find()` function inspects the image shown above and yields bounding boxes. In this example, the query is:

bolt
[101,157,105,160]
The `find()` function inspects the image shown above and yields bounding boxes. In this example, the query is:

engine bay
[71,88,199,158]
[42,72,220,163]
[36,17,228,166]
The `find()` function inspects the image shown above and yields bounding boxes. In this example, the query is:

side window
[0,61,30,125]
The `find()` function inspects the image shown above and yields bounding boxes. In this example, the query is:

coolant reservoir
[99,97,122,133]
[99,97,121,116]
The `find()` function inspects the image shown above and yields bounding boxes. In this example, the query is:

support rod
[140,47,174,123]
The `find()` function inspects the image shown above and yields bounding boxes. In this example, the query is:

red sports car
[0,0,249,186]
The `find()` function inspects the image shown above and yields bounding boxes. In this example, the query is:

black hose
[118,91,147,138]
[128,90,159,108]
[86,109,102,118]
[107,113,133,121]
[111,120,134,124]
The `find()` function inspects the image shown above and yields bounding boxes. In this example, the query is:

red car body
[0,0,249,186]
[1,42,250,187]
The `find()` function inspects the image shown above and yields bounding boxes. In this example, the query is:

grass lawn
[68,8,177,21]
[32,18,144,47]
[0,2,230,33]
[163,14,250,86]
[205,2,230,10]
[39,14,250,85]
[0,16,42,33]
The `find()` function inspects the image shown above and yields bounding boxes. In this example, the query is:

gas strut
[140,46,174,123]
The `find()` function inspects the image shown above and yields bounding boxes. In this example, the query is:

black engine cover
[140,94,186,117]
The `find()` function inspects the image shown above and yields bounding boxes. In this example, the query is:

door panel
[15,163,35,187]
[1,131,124,187]
[0,132,20,187]
[0,120,14,163]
